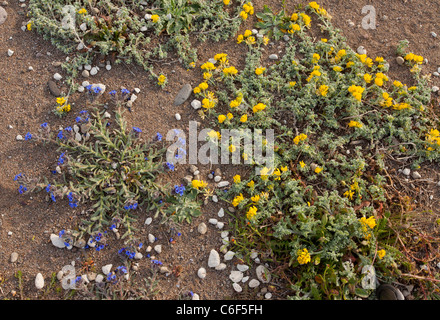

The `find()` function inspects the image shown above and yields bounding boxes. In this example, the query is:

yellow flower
[233,175,241,184]
[245,36,256,45]
[202,98,215,109]
[348,120,363,128]
[240,10,248,20]
[317,84,329,97]
[255,67,266,75]
[56,97,66,105]
[193,87,201,94]
[243,2,254,14]
[226,113,233,120]
[289,23,301,33]
[191,179,207,190]
[62,104,71,112]
[26,22,32,31]
[218,114,226,123]
[312,53,320,63]
[78,8,87,14]
[207,130,221,140]
[289,81,296,87]
[280,166,288,172]
[252,103,266,113]
[151,14,160,23]
[203,72,212,80]
[198,82,208,91]
[333,66,343,72]
[348,85,364,101]
[321,38,328,42]
[263,36,269,46]
[377,249,386,260]
[246,206,258,220]
[314,167,322,174]
[360,216,377,229]
[344,189,355,200]
[223,66,238,76]
[293,133,307,145]
[308,1,320,10]
[363,73,372,83]
[299,161,306,168]
[201,62,215,71]
[230,100,240,108]
[157,74,166,86]
[291,13,298,21]
[273,168,281,180]
[240,114,248,122]
[393,80,403,87]
[300,13,311,28]
[297,248,311,265]
[244,29,253,37]
[237,34,244,44]
[232,193,244,207]
[223,0,230,4]
[214,53,228,64]
[229,144,237,153]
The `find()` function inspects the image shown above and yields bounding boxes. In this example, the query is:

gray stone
[0,6,7,26]
[411,171,422,179]
[249,279,260,288]
[35,273,45,290]
[48,80,61,97]
[208,249,220,268]
[217,181,230,188]
[10,252,18,263]
[215,263,227,271]
[198,222,207,235]
[232,283,243,292]
[7,48,13,56]
[173,84,192,106]
[50,233,66,248]
[82,70,90,78]
[402,168,411,176]
[256,265,271,283]
[396,56,405,65]
[224,251,235,261]
[53,73,62,81]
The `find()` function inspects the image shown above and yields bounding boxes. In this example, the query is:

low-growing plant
[191,1,437,299]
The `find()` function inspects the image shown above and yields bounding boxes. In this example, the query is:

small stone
[10,252,18,263]
[434,72,440,77]
[229,270,244,283]
[191,99,201,110]
[102,264,112,275]
[237,264,249,272]
[154,244,162,254]
[79,22,87,31]
[216,221,224,229]
[192,293,200,300]
[224,251,235,261]
[90,67,98,76]
[268,54,278,60]
[16,135,23,141]
[209,218,218,225]
[148,234,156,243]
[50,234,66,248]
[160,266,171,274]
[217,181,230,188]
[208,249,221,268]
[212,195,218,203]
[173,84,192,106]
[265,292,272,299]
[198,222,207,235]
[183,175,193,185]
[217,208,224,218]
[256,265,271,283]
[175,113,181,121]
[221,231,229,238]
[232,283,243,292]
[145,217,152,225]
[214,176,221,182]
[215,263,227,271]
[56,271,64,281]
[75,132,82,142]
[82,70,90,78]
[105,64,112,71]
[35,273,45,290]
[402,168,411,176]
[249,279,260,288]
[283,35,290,42]
[84,64,92,70]
[28,66,33,71]
[396,56,405,65]
[7,49,14,57]
[197,267,207,279]
[0,6,7,25]
[432,86,439,93]
[411,171,422,179]
[53,73,62,81]
[135,252,143,260]
[48,80,61,97]
[431,31,438,38]
[357,46,367,55]
[95,274,104,283]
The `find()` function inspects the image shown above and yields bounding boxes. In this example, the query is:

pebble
[175,113,181,121]
[209,218,218,225]
[256,265,271,283]
[192,293,200,300]
[396,56,405,65]
[357,46,367,55]
[198,222,207,234]
[102,264,112,275]
[216,221,224,229]
[232,283,243,293]
[249,279,260,288]
[53,73,62,81]
[434,72,440,77]
[237,264,249,272]
[16,134,23,141]
[224,251,235,261]
[106,64,112,71]
[431,31,438,38]
[229,270,244,283]
[215,263,227,271]
[265,292,272,299]
[221,231,229,238]
[50,233,66,248]
[268,54,278,60]
[95,274,104,283]
[35,273,45,290]
[411,171,422,179]
[191,99,201,110]
[197,267,207,279]
[154,244,162,254]
[145,217,152,225]
[84,64,92,70]
[432,86,439,93]
[217,208,224,218]
[0,6,7,25]
[402,168,411,176]
[214,175,221,182]
[48,80,61,97]
[173,84,192,106]
[10,252,18,263]
[212,195,218,202]
[208,249,221,268]
[217,181,229,188]
[7,49,14,56]
[82,70,90,78]
[148,233,155,243]
[90,67,98,76]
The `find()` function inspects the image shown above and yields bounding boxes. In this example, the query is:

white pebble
[215,263,227,271]
[175,113,181,121]
[229,270,244,283]
[7,49,14,57]
[224,251,235,261]
[102,264,112,275]
[216,221,224,229]
[53,73,62,81]
[191,99,201,110]
[145,217,153,225]
[90,67,98,76]
[35,273,45,290]
[208,249,221,268]
[209,218,218,225]
[148,234,155,243]
[237,264,249,272]
[232,283,243,292]
[154,244,162,254]
[249,279,260,288]
[197,267,207,279]
[217,208,224,218]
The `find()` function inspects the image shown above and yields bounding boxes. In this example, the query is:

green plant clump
[189,2,438,299]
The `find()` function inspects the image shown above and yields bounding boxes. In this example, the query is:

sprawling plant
[190,1,437,299]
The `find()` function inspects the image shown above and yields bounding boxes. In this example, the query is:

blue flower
[59,229,65,237]
[174,184,185,196]
[40,122,48,128]
[85,85,92,91]
[110,224,116,230]
[93,86,102,94]
[13,173,22,181]
[57,152,65,165]
[45,184,51,193]
[156,132,162,141]
[50,193,56,202]
[65,126,72,132]
[177,232,182,236]
[75,116,81,123]
[132,127,142,133]
[18,185,27,194]
[57,130,64,140]
[24,132,32,141]
[166,162,175,171]
[121,88,130,95]
[109,90,117,96]
[151,259,163,265]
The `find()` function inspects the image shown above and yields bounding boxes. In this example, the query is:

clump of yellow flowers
[157,74,167,87]
[297,248,311,265]
[240,2,254,20]
[55,97,71,115]
[359,216,377,240]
